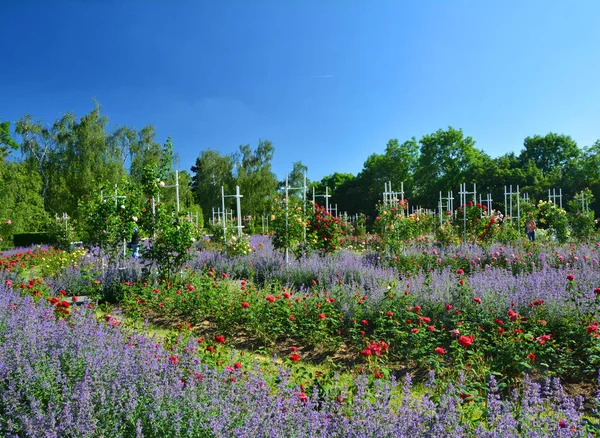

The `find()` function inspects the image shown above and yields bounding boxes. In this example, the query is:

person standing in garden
[525,216,536,242]
[130,225,140,258]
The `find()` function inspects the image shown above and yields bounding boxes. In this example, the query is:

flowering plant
[307,203,342,255]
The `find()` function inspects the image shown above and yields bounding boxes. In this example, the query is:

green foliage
[414,127,489,205]
[78,183,141,260]
[568,188,597,240]
[143,206,197,281]
[308,203,343,255]
[270,196,309,258]
[520,133,580,175]
[453,201,500,243]
[536,200,570,243]
[138,147,198,281]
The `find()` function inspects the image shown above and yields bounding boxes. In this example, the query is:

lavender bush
[0,282,596,437]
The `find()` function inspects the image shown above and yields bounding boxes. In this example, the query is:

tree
[280,161,308,196]
[191,149,235,223]
[234,139,279,218]
[52,104,126,217]
[519,133,580,175]
[15,115,54,210]
[0,120,18,161]
[413,127,489,206]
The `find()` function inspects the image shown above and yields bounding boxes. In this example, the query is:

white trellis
[157,170,180,212]
[504,185,519,222]
[503,185,521,226]
[212,207,233,225]
[284,173,308,263]
[548,188,563,210]
[438,191,454,225]
[478,192,493,218]
[574,190,590,213]
[328,203,338,218]
[459,183,477,244]
[312,186,331,213]
[100,185,128,260]
[261,214,269,234]
[186,211,199,227]
[383,181,407,216]
[220,186,243,243]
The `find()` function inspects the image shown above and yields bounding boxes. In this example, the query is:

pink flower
[566,274,575,281]
[6,220,11,225]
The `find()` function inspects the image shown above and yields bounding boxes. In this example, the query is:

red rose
[215,335,226,344]
[241,301,250,309]
[318,313,326,320]
[266,295,275,303]
[457,335,474,348]
[434,347,446,354]
[289,354,301,362]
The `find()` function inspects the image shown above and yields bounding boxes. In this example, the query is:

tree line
[1,102,599,237]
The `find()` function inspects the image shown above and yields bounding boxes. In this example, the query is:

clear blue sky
[2,0,600,181]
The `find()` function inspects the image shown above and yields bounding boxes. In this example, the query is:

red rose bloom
[458,335,474,348]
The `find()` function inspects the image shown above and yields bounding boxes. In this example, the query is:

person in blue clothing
[130,226,140,258]
[525,216,536,242]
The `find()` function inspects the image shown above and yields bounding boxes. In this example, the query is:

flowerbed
[0,281,597,436]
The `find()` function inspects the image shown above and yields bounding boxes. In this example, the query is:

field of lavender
[1,239,600,436]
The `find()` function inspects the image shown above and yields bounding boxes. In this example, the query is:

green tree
[191,149,235,223]
[519,133,580,176]
[414,127,489,207]
[234,139,279,219]
[0,120,18,161]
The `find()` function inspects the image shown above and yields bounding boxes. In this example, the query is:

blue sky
[2,0,600,181]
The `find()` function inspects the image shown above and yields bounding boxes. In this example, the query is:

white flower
[132,216,138,222]
[190,237,196,243]
[159,181,166,188]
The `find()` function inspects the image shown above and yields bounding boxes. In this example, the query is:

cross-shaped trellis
[221,185,244,243]
[284,173,307,263]
[459,183,477,244]
[100,184,128,260]
[503,185,521,227]
[548,188,563,210]
[438,191,454,225]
